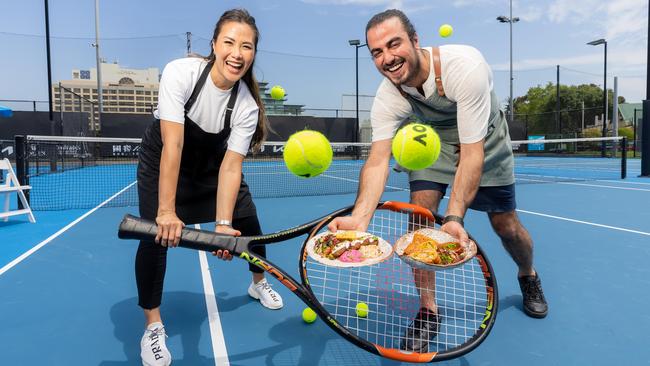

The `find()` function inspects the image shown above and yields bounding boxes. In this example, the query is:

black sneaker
[400,308,440,353]
[518,274,548,318]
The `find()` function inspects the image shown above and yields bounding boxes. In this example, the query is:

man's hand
[155,211,184,247]
[328,215,369,233]
[441,221,469,245]
[211,225,240,261]
[329,140,391,234]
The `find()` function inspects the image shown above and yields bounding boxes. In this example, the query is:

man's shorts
[410,180,517,213]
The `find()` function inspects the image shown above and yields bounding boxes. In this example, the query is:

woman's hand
[212,224,241,261]
[155,211,185,247]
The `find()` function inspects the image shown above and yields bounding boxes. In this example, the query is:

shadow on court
[227,312,475,366]
[497,294,524,315]
[101,291,217,366]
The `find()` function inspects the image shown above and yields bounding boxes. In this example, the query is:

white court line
[195,224,230,366]
[515,209,650,236]
[318,176,648,235]
[441,194,648,236]
[319,173,407,192]
[0,181,137,277]
[595,179,650,186]
[553,182,650,191]
[516,178,650,192]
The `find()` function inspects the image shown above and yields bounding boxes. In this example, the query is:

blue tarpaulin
[0,106,13,118]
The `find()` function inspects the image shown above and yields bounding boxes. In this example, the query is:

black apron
[137,60,257,223]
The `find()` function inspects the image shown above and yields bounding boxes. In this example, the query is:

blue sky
[0,0,647,113]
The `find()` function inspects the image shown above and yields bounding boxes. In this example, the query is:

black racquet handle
[118,214,240,254]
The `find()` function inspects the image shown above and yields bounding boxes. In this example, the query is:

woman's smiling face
[211,21,256,89]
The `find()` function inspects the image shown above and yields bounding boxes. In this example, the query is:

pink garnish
[339,249,363,262]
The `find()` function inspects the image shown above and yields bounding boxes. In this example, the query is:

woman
[135,9,283,366]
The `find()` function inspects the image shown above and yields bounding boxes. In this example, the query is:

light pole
[587,38,607,157]
[92,0,102,134]
[640,0,650,177]
[497,1,519,125]
[44,0,54,135]
[348,39,366,143]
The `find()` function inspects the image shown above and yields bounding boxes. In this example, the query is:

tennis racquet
[118,201,497,363]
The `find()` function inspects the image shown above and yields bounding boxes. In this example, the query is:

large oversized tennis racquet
[118,201,497,363]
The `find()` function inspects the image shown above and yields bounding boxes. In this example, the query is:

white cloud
[548,0,606,24]
[299,0,446,10]
[451,0,497,7]
[300,0,438,14]
[491,49,646,71]
[605,0,647,43]
[517,5,544,22]
[300,0,400,5]
[547,0,647,44]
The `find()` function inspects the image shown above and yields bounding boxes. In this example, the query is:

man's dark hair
[365,9,417,44]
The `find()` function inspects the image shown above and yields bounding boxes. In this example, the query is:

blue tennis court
[1,147,649,365]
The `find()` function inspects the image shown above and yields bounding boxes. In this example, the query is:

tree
[512,83,622,137]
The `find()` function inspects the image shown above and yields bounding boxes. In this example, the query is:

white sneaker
[248,278,284,309]
[140,322,171,366]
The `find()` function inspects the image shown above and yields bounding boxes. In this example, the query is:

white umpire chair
[0,158,35,223]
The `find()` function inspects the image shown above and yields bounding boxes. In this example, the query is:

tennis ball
[270,85,285,100]
[355,302,369,318]
[302,307,317,323]
[392,123,441,171]
[283,130,333,178]
[439,24,453,38]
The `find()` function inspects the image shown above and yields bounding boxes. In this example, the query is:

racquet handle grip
[118,214,239,253]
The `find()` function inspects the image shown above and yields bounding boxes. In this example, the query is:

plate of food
[394,228,477,271]
[306,230,393,267]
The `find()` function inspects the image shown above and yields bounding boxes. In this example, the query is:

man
[328,9,548,352]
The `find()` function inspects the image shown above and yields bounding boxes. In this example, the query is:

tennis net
[14,135,626,210]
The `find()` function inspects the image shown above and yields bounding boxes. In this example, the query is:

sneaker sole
[142,359,171,366]
[141,352,172,366]
[523,307,548,319]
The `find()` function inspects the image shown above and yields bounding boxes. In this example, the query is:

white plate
[306,231,394,268]
[394,228,477,271]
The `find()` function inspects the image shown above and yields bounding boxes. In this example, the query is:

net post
[621,137,627,179]
[14,135,29,208]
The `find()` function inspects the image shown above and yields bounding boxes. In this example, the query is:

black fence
[0,111,358,160]
[508,106,607,140]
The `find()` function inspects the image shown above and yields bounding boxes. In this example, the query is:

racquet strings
[304,208,491,354]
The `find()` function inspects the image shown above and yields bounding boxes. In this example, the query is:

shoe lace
[522,278,544,302]
[145,326,168,342]
[258,281,279,300]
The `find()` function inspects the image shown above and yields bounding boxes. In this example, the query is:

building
[54,62,302,132]
[53,61,160,129]
[258,82,304,115]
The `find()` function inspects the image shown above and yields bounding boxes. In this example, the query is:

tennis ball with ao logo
[270,85,285,100]
[302,307,317,323]
[355,302,369,318]
[392,123,441,171]
[283,130,333,178]
[439,24,453,38]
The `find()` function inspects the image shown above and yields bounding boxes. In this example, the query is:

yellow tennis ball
[439,24,453,38]
[270,85,285,100]
[283,130,333,178]
[355,302,369,318]
[392,123,441,171]
[302,307,317,323]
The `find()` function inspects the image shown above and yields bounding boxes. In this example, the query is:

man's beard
[385,50,420,86]
[400,54,420,86]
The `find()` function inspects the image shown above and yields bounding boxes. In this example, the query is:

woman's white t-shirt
[155,57,259,156]
[371,45,494,144]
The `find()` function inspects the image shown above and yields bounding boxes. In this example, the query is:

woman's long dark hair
[207,8,267,151]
